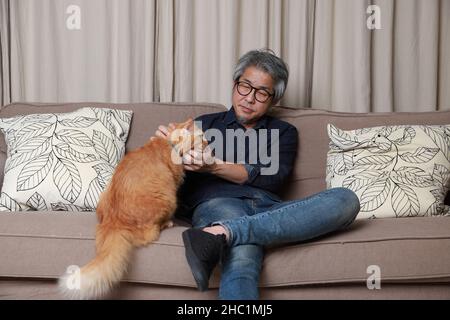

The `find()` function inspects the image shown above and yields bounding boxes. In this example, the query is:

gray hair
[232,49,289,105]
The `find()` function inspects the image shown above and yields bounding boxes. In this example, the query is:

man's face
[232,66,275,128]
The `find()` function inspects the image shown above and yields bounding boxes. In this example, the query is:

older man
[157,49,360,300]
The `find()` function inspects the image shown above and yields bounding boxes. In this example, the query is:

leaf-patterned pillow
[326,124,450,219]
[0,107,133,212]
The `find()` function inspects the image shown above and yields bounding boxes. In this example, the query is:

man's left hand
[182,146,220,173]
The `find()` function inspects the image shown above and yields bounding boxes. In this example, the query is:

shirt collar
[224,106,269,129]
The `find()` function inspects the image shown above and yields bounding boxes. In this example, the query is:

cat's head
[167,118,208,156]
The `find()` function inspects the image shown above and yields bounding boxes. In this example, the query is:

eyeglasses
[235,81,274,103]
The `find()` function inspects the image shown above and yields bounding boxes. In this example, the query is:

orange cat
[59,118,205,299]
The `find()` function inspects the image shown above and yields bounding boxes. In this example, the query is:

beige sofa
[0,102,449,300]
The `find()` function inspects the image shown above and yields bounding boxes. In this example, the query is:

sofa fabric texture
[0,102,449,299]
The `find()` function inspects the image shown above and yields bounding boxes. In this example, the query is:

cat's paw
[161,220,174,230]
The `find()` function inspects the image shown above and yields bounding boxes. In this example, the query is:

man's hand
[183,146,219,173]
[155,123,176,139]
[155,124,248,184]
[182,147,248,184]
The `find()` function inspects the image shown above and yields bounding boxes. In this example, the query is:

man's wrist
[208,162,220,174]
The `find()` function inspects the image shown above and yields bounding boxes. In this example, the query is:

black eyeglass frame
[234,81,274,103]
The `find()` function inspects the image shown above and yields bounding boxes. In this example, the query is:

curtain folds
[0,0,11,107]
[0,0,449,112]
[5,0,157,104]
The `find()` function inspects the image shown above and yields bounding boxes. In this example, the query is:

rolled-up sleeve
[244,125,298,192]
[243,163,260,184]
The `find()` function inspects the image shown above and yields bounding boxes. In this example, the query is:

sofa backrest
[1,102,449,204]
[0,102,226,190]
[271,106,450,205]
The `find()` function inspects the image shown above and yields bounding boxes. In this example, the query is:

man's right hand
[155,123,176,139]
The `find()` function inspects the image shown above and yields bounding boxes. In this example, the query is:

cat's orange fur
[59,119,205,299]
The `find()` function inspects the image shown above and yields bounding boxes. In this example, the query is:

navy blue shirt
[177,106,298,214]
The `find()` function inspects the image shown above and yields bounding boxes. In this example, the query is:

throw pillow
[326,124,450,219]
[0,107,133,212]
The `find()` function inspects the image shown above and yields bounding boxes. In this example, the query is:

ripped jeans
[191,187,360,300]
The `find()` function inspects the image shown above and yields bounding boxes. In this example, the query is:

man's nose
[245,88,256,103]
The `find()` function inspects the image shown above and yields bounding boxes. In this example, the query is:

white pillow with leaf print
[326,124,450,219]
[0,107,132,212]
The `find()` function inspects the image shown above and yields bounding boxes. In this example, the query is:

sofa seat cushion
[262,216,450,287]
[0,212,197,287]
[1,212,449,289]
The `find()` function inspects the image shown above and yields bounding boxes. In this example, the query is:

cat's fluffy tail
[58,227,133,300]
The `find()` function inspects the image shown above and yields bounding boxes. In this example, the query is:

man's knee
[194,198,250,225]
[198,198,238,211]
[332,187,361,224]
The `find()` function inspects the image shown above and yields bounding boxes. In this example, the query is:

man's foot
[182,228,227,291]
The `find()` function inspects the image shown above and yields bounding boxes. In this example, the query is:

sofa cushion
[0,107,133,211]
[326,124,450,219]
[0,212,449,289]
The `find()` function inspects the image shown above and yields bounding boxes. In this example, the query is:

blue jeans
[191,187,360,300]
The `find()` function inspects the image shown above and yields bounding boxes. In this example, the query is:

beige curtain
[0,0,10,107]
[168,0,450,111]
[6,0,157,104]
[438,0,450,110]
[1,0,449,112]
[169,0,317,108]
